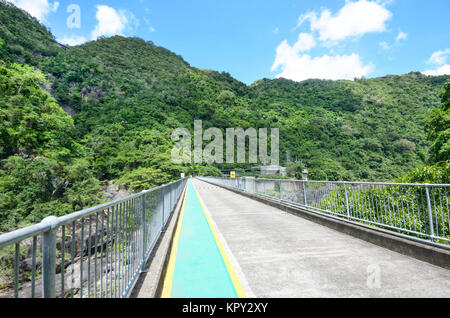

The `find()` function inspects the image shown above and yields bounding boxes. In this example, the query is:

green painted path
[162,180,243,298]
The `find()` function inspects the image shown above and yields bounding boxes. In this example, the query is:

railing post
[161,188,165,232]
[344,183,350,219]
[264,181,267,196]
[171,184,174,210]
[168,186,172,213]
[141,193,146,262]
[41,216,58,298]
[425,185,435,241]
[303,181,308,206]
[279,180,283,201]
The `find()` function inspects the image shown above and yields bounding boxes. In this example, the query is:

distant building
[252,165,287,176]
[302,169,309,180]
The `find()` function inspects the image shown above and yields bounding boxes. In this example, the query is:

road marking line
[192,181,247,298]
[160,183,188,298]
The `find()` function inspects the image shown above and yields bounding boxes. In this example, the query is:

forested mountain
[399,80,450,184]
[247,75,448,180]
[0,0,60,64]
[0,1,449,230]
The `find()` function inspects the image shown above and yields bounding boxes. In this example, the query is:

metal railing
[199,177,450,246]
[0,178,187,298]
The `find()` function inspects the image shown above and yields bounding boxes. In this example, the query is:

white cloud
[293,33,316,52]
[122,10,140,32]
[143,17,155,33]
[378,31,406,51]
[272,27,279,34]
[11,0,59,21]
[91,5,139,40]
[395,31,407,43]
[297,0,392,43]
[376,0,395,6]
[51,1,59,12]
[423,49,450,76]
[427,49,450,66]
[58,35,87,46]
[379,41,391,50]
[271,40,373,81]
[272,1,382,82]
[423,64,450,76]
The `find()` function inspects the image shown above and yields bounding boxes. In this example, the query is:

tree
[399,80,450,184]
[286,161,305,179]
[198,166,223,177]
[425,80,450,163]
[117,167,172,191]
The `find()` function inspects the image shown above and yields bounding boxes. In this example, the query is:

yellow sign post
[230,171,236,178]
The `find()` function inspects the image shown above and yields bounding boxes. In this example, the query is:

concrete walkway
[161,180,244,298]
[192,178,450,298]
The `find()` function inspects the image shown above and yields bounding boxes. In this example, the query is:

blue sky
[9,0,450,84]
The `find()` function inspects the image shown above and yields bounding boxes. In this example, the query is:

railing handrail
[0,177,188,298]
[0,178,185,250]
[199,176,450,247]
[216,176,450,187]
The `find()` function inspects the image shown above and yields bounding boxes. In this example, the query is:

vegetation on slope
[41,36,249,184]
[0,62,102,230]
[399,79,450,183]
[246,74,448,180]
[0,1,449,231]
[42,35,449,183]
[0,0,60,64]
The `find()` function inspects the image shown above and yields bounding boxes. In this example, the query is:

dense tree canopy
[0,0,60,64]
[399,80,450,183]
[0,1,449,231]
[0,61,102,230]
[425,80,450,163]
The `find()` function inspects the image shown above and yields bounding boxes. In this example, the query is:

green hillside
[246,75,448,180]
[42,35,448,182]
[0,0,60,64]
[0,1,449,230]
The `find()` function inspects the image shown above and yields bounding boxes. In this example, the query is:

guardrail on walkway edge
[0,178,187,298]
[199,177,449,247]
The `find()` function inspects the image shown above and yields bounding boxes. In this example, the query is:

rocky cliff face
[102,181,130,202]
